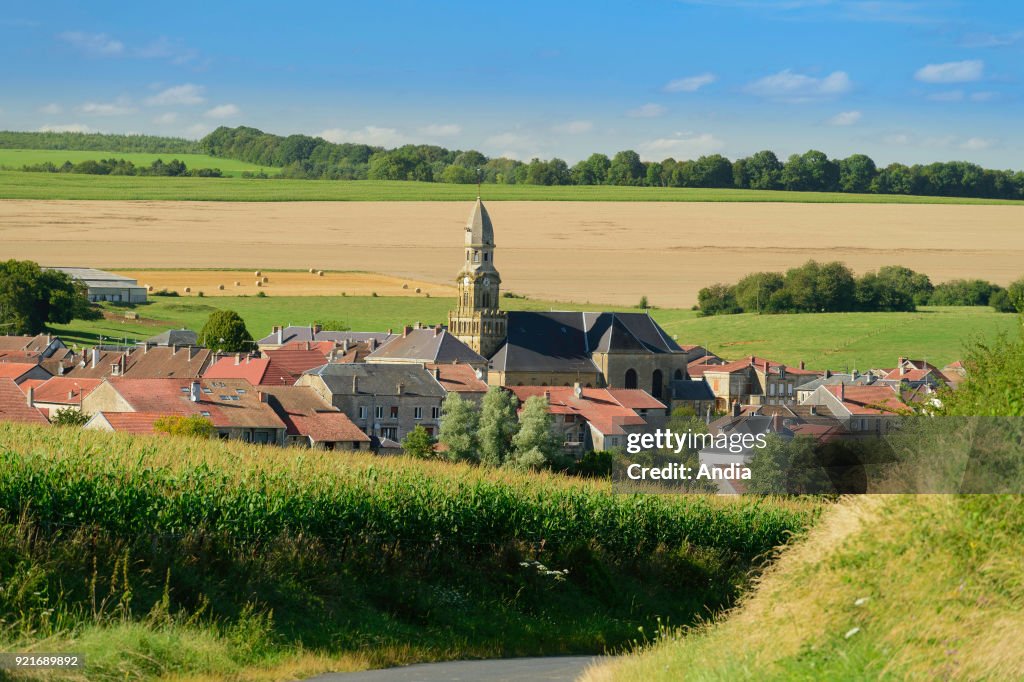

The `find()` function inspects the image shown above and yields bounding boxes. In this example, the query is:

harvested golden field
[115,269,456,298]
[3,200,1023,307]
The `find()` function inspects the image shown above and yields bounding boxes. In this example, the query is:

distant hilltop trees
[3,127,1023,200]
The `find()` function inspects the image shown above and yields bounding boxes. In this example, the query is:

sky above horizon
[1,1,1022,168]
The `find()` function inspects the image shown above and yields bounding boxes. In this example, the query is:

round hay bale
[317,270,324,276]
[309,267,315,273]
[255,271,262,277]
[218,284,225,290]
[402,283,409,289]
[146,285,153,292]
[415,287,422,293]
[262,276,268,283]
[235,281,241,286]
[255,280,262,287]
[184,287,191,293]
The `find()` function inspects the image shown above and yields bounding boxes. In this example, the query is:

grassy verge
[0,424,820,681]
[583,494,1024,681]
[50,294,1016,369]
[2,171,1023,203]
[0,151,269,178]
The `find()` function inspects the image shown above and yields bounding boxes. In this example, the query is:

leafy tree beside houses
[199,310,254,352]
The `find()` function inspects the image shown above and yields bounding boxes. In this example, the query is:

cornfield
[0,424,819,561]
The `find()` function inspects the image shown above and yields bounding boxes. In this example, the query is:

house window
[431,406,441,419]
[375,406,384,419]
[787,383,794,395]
[381,426,398,440]
[359,406,367,420]
[769,383,776,396]
[390,406,399,418]
[414,407,423,420]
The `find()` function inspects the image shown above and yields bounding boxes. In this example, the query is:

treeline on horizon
[20,157,224,177]
[698,262,1024,316]
[4,127,1024,200]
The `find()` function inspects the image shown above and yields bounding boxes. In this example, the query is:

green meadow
[3,169,1023,203]
[49,293,1019,370]
[0,149,269,177]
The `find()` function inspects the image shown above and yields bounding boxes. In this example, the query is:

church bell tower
[448,197,507,358]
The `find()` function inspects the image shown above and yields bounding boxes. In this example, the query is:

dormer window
[473,251,480,263]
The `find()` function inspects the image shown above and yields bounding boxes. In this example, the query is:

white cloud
[38,103,62,115]
[153,112,178,124]
[38,123,93,133]
[134,37,200,64]
[961,137,993,151]
[970,91,997,102]
[418,123,462,137]
[319,126,405,146]
[828,110,862,126]
[185,123,212,138]
[662,73,717,93]
[638,132,724,160]
[627,103,667,118]
[553,120,593,135]
[745,69,851,102]
[57,31,124,56]
[960,31,1024,48]
[205,104,240,119]
[79,98,136,116]
[914,60,983,84]
[927,90,964,102]
[145,84,206,106]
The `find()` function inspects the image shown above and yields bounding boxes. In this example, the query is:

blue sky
[1,1,1022,167]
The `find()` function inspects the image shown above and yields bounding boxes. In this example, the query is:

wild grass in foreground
[2,171,1022,203]
[0,424,820,681]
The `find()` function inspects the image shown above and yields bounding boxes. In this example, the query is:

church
[448,198,697,401]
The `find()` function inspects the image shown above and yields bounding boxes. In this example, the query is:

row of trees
[698,262,1024,316]
[404,390,569,471]
[195,127,1024,200]
[22,158,224,177]
[0,131,198,154]
[0,260,99,335]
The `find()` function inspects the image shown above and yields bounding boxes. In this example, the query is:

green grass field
[0,149,271,177]
[49,292,1019,369]
[3,169,1023,203]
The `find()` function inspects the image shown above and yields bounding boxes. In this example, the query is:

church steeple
[448,198,507,358]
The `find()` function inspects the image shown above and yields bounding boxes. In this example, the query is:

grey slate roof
[489,311,684,373]
[257,326,394,346]
[670,379,716,401]
[306,363,447,398]
[797,372,874,393]
[146,329,200,347]
[366,328,486,365]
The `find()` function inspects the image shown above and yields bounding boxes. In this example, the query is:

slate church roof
[489,311,684,373]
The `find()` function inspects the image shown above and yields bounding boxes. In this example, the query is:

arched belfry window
[652,370,663,399]
[624,369,638,389]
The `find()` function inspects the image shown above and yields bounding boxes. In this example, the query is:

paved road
[311,656,602,682]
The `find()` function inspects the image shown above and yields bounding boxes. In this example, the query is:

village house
[507,384,667,455]
[65,345,212,380]
[668,376,717,415]
[82,377,286,444]
[0,334,68,359]
[800,383,910,435]
[257,385,372,450]
[876,357,950,391]
[297,363,447,444]
[0,361,51,385]
[144,328,200,347]
[795,370,876,403]
[22,377,102,416]
[204,345,329,386]
[366,323,488,369]
[0,378,50,425]
[50,267,147,303]
[701,356,819,411]
[256,325,393,351]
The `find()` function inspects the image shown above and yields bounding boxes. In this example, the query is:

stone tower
[448,198,507,358]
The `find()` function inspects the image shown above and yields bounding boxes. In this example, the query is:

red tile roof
[425,363,488,394]
[93,411,164,434]
[825,385,910,415]
[27,377,103,405]
[506,385,663,436]
[204,356,271,385]
[0,363,38,380]
[605,388,666,410]
[281,340,337,356]
[257,385,369,443]
[262,348,331,383]
[0,379,49,424]
[104,378,285,430]
[702,355,818,376]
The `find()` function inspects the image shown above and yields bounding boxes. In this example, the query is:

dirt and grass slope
[584,494,1024,681]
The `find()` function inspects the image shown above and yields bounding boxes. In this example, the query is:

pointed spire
[466,197,494,246]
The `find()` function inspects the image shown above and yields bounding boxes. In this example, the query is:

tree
[876,266,934,306]
[782,150,839,192]
[688,154,734,188]
[437,392,479,462]
[154,415,215,438]
[51,407,90,427]
[607,150,645,186]
[747,434,833,494]
[697,283,741,316]
[199,310,254,352]
[838,154,877,193]
[734,272,785,313]
[0,259,98,335]
[989,289,1016,313]
[571,153,611,185]
[477,387,520,467]
[1006,277,1024,313]
[509,395,558,469]
[815,261,857,312]
[402,425,436,458]
[734,150,783,190]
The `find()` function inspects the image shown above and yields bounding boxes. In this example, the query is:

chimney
[257,390,267,403]
[190,380,201,403]
[276,326,284,345]
[352,375,359,393]
[749,355,755,365]
[433,366,441,380]
[544,389,551,401]
[840,382,845,401]
[403,325,412,337]
[235,354,241,365]
[397,382,404,395]
[825,369,832,379]
[763,359,769,374]
[68,390,75,401]
[851,369,859,380]
[387,328,393,335]
[415,321,422,330]
[731,400,741,417]
[810,405,818,416]
[312,323,322,335]
[91,347,100,369]
[26,386,34,408]
[370,338,378,351]
[799,360,805,370]
[57,363,65,376]
[434,324,442,337]
[573,382,582,399]
[342,339,350,353]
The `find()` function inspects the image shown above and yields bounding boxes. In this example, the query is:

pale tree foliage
[477,387,520,467]
[438,392,479,462]
[508,396,558,470]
